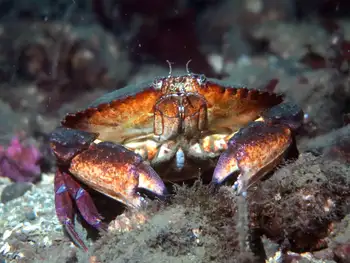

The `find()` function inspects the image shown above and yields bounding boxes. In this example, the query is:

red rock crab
[50,70,303,251]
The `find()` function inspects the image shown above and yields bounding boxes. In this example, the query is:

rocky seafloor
[1,1,350,263]
[1,152,350,263]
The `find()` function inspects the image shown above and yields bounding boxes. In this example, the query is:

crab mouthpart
[154,93,208,140]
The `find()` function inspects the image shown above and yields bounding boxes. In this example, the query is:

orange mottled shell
[62,77,284,143]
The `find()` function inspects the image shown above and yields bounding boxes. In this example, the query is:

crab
[50,68,303,251]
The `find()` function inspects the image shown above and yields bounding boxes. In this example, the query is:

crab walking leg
[63,171,108,229]
[212,102,303,195]
[54,169,89,251]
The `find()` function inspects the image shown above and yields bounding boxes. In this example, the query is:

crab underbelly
[149,136,229,182]
[151,151,220,183]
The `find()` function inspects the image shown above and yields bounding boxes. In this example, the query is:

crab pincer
[50,127,167,250]
[212,102,304,195]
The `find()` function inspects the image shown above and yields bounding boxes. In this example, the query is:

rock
[23,207,37,221]
[0,183,32,204]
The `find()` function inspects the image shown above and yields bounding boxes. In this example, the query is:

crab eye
[153,79,163,89]
[197,74,206,85]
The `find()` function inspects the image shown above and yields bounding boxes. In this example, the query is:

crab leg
[212,102,303,195]
[54,169,89,251]
[63,170,107,229]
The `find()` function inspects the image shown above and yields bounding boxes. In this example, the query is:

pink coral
[0,136,42,183]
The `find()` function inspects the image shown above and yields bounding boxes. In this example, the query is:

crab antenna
[186,59,192,74]
[166,60,173,76]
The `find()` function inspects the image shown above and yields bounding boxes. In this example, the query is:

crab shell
[60,75,300,183]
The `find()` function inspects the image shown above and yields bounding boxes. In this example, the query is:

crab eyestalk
[153,93,208,140]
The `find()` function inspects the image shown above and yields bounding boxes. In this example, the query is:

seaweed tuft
[249,153,350,252]
[90,181,257,263]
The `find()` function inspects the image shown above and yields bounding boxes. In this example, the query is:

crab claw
[212,102,303,194]
[50,127,167,208]
[212,121,292,195]
[68,141,167,207]
[52,131,168,250]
